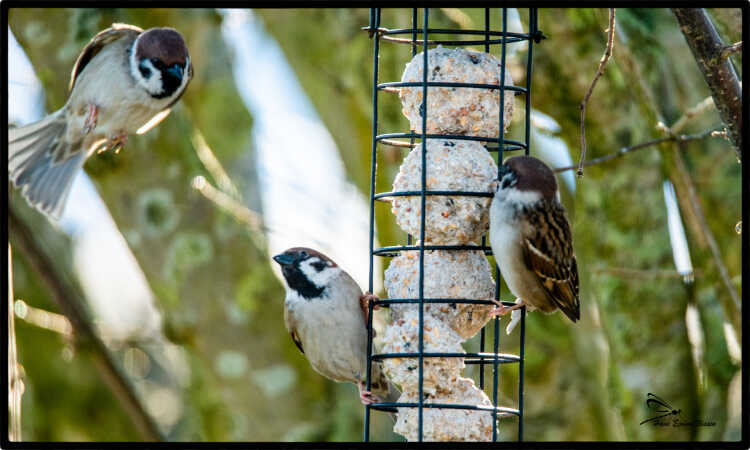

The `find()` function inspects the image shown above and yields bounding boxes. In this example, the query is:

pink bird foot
[357,381,381,406]
[489,299,526,318]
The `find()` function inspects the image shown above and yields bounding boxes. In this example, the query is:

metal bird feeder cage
[363,8,543,442]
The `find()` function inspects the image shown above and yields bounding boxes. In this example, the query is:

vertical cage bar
[480,6,491,389]
[417,7,430,442]
[364,7,381,442]
[407,8,417,248]
[491,7,509,444]
[525,8,535,157]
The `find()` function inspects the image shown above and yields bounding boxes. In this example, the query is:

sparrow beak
[273,253,296,266]
[167,64,184,81]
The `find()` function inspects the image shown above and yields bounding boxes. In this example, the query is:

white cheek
[300,261,340,289]
[130,51,164,96]
[504,189,541,205]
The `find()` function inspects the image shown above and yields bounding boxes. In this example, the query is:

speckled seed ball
[391,139,498,244]
[394,377,497,442]
[382,312,464,395]
[400,46,514,138]
[385,247,495,340]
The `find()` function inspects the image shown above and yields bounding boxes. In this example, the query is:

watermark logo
[639,393,715,428]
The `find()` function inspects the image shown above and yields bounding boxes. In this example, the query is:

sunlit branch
[719,41,742,61]
[669,96,715,135]
[191,130,241,200]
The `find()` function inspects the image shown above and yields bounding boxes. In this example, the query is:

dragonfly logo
[639,393,681,425]
[639,393,716,428]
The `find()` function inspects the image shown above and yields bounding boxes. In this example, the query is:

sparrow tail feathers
[9,111,84,219]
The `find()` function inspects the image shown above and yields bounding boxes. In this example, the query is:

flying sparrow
[9,23,192,219]
[489,156,580,331]
[273,247,400,405]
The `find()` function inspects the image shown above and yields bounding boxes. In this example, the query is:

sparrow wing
[283,305,304,354]
[522,200,580,322]
[69,23,143,91]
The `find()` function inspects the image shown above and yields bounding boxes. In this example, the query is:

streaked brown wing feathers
[522,201,580,322]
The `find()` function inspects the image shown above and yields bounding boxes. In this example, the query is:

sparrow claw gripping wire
[488,299,526,318]
[358,381,382,406]
[359,291,381,325]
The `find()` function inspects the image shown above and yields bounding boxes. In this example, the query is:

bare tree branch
[8,205,164,442]
[672,8,742,162]
[578,8,616,177]
[670,146,741,332]
[555,128,719,173]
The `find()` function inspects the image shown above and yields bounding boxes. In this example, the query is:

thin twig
[191,130,241,200]
[555,128,719,173]
[8,206,164,442]
[669,96,715,135]
[578,8,616,177]
[719,41,742,61]
[191,175,266,242]
[8,244,23,442]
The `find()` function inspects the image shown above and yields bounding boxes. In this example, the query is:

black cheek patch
[138,61,152,78]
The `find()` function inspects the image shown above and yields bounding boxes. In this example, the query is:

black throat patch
[282,265,324,300]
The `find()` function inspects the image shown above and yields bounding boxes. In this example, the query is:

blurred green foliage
[8,7,741,442]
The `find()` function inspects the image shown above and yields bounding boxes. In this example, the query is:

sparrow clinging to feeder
[273,247,400,405]
[489,156,580,331]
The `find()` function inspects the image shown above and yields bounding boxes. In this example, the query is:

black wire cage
[363,8,544,442]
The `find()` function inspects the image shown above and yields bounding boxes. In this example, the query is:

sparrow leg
[359,291,381,325]
[357,380,381,405]
[83,104,99,134]
[489,299,527,318]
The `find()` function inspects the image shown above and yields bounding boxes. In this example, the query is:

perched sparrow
[489,156,580,331]
[9,23,192,219]
[273,247,400,405]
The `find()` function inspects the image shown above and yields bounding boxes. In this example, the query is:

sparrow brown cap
[282,247,338,267]
[136,28,189,67]
[504,155,558,200]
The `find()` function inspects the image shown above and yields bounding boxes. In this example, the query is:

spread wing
[69,23,143,91]
[522,201,580,322]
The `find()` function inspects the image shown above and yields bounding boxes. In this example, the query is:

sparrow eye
[299,251,308,259]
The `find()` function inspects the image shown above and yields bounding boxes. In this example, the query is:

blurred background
[7,8,742,442]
